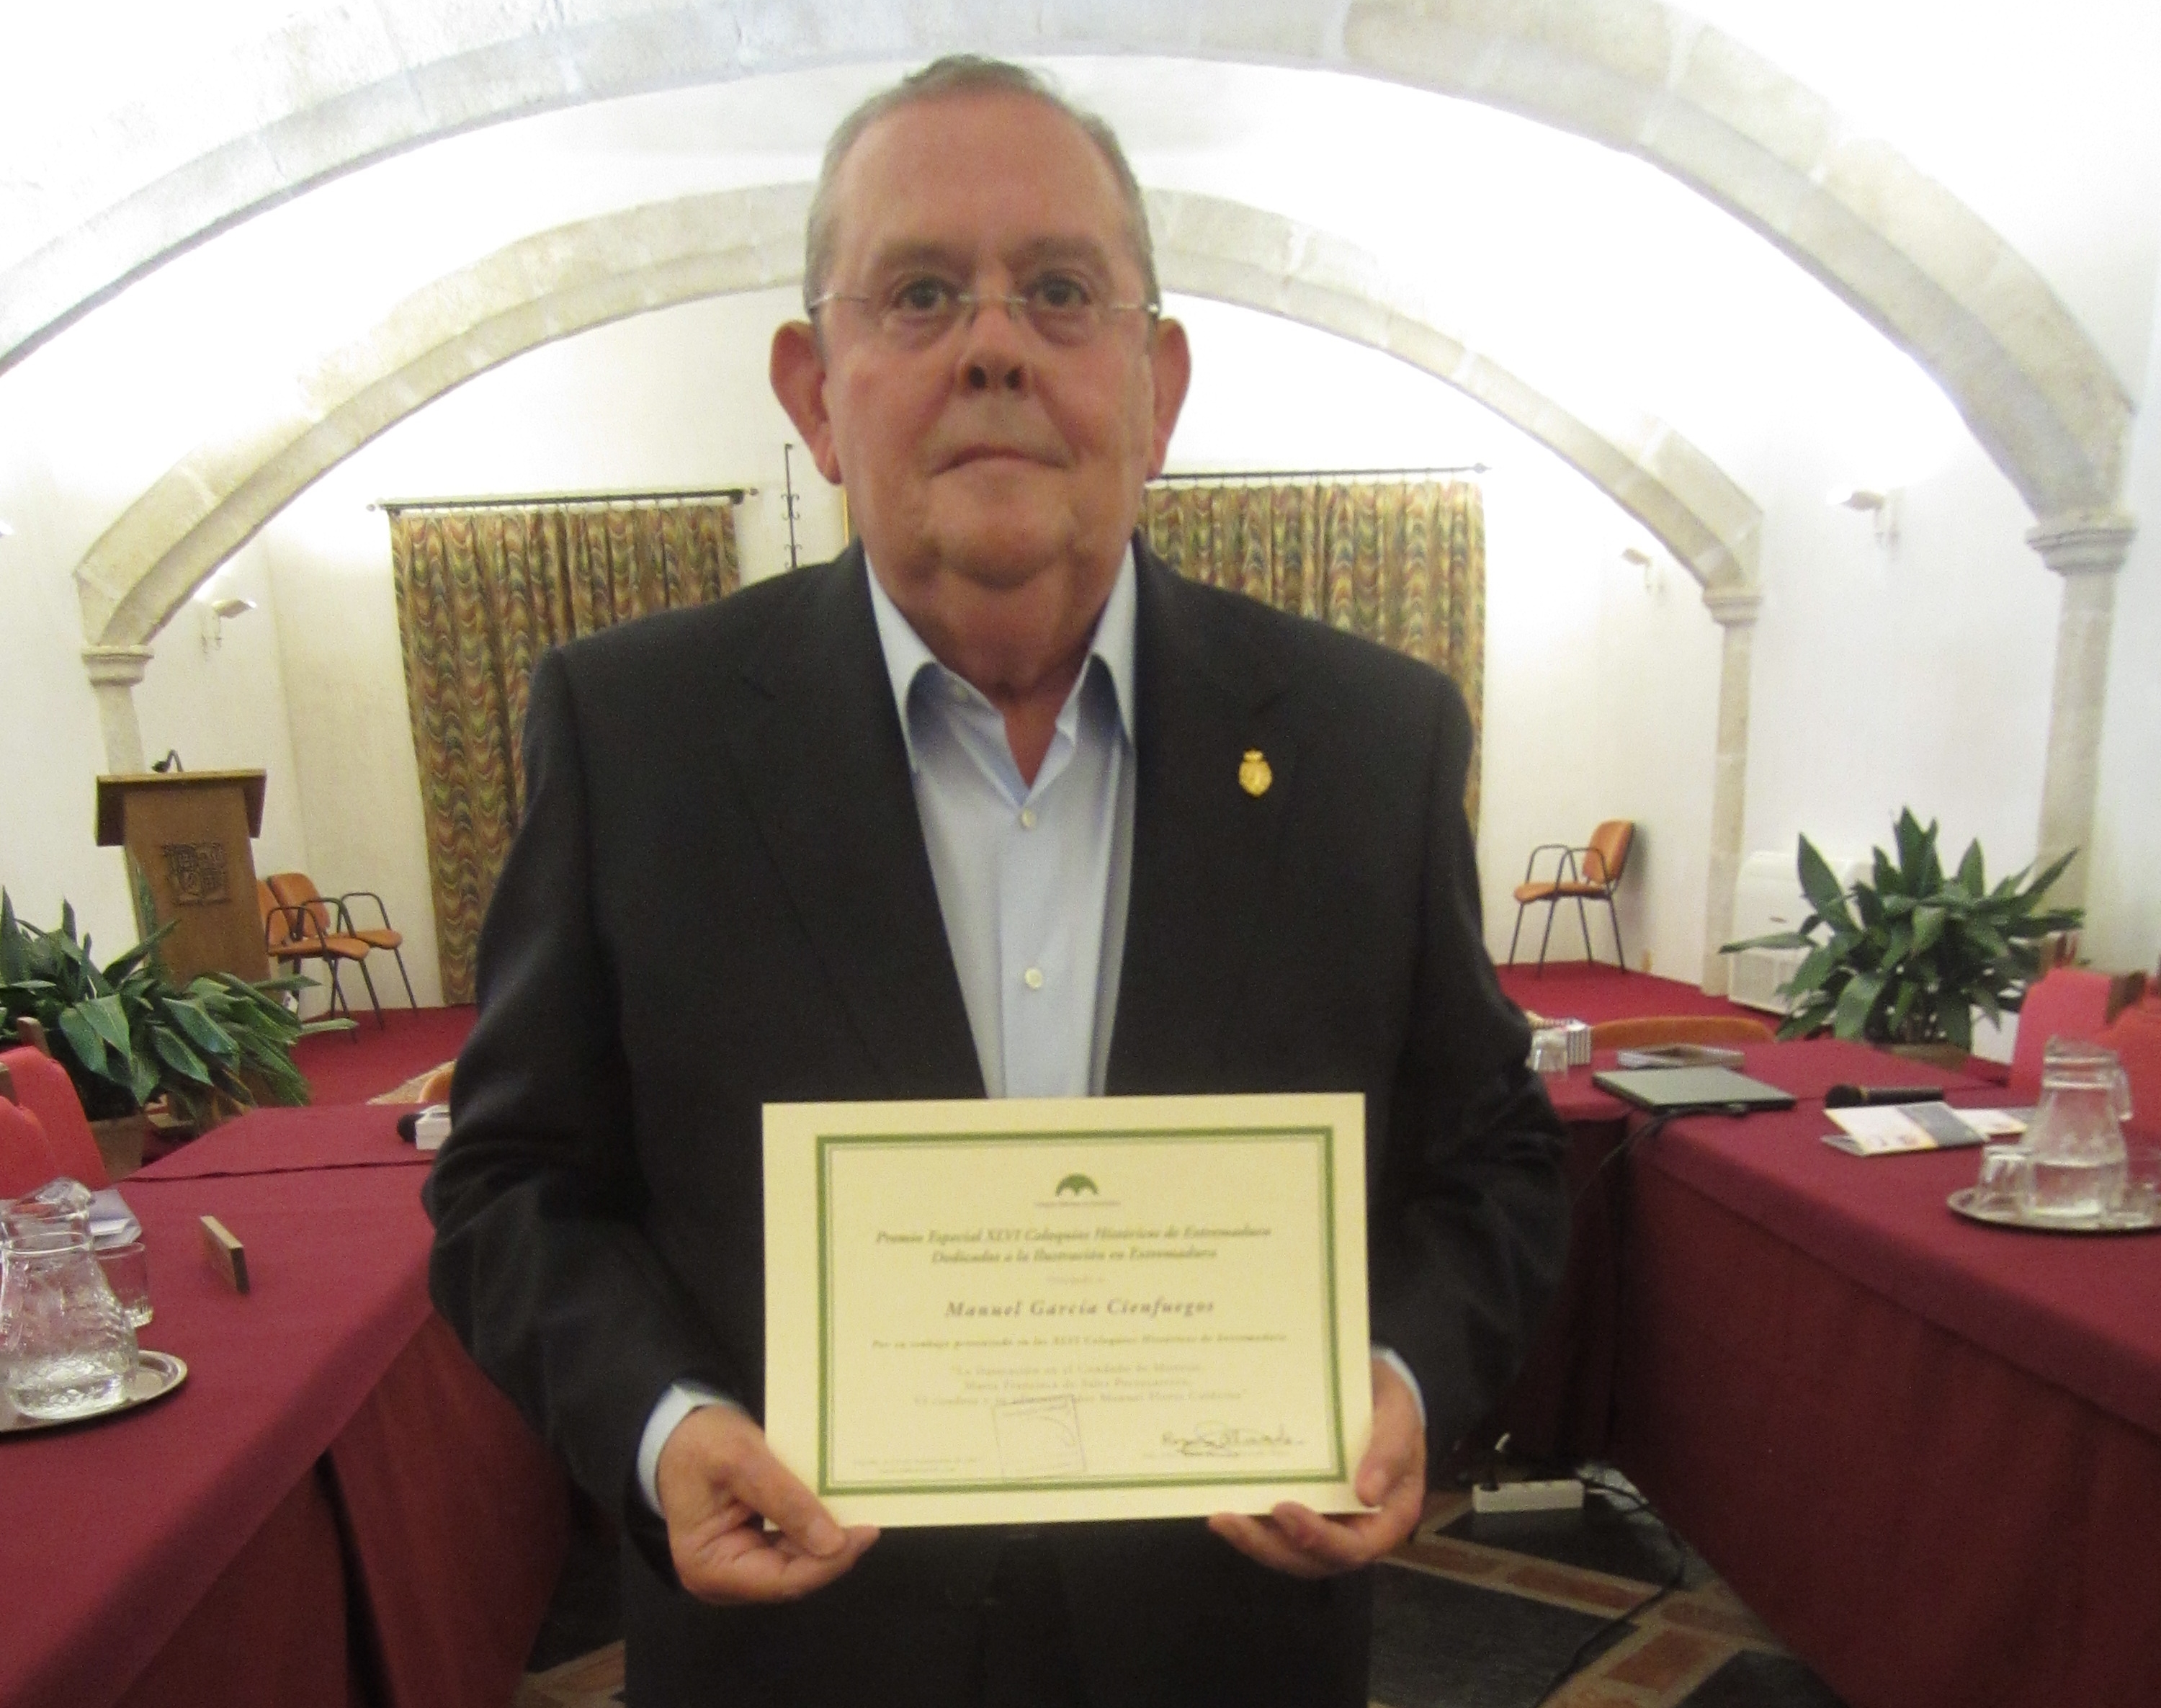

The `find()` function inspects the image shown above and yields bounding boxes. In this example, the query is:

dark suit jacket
[426,541,1567,1707]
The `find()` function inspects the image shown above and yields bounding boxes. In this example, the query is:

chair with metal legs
[266,872,417,1014]
[258,880,377,1032]
[1508,820,1635,973]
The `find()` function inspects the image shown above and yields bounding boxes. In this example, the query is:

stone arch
[71,182,1768,989]
[74,185,1760,653]
[2,0,2128,526]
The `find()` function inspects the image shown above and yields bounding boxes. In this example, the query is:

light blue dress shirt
[866,548,1137,1100]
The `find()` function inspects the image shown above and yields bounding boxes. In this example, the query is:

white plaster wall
[1737,429,2062,895]
[128,536,313,889]
[0,429,135,946]
[2084,199,2161,975]
[251,287,846,1007]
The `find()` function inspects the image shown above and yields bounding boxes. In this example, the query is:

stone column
[82,644,154,773]
[1699,584,1763,993]
[2028,511,2136,911]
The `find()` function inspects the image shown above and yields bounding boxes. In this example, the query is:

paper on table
[88,1187,140,1248]
[1822,1104,2027,1156]
[764,1093,1372,1529]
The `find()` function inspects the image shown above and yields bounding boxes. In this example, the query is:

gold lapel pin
[1238,749,1273,798]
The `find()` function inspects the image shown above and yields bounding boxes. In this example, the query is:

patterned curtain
[389,501,740,1002]
[1139,479,1486,826]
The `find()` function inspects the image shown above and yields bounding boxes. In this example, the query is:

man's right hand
[655,1403,879,1604]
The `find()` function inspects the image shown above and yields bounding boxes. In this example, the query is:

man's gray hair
[803,55,1160,316]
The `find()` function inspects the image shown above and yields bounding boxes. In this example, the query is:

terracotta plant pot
[89,1112,152,1181]
[1889,1042,1972,1073]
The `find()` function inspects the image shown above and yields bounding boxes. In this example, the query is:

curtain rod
[371,486,755,514]
[1150,464,1488,485]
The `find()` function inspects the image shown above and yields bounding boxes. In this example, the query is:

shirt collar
[865,543,1139,773]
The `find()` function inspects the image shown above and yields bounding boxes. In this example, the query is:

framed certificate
[763,1092,1372,1528]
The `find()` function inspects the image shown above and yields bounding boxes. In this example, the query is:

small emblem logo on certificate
[763,1093,1372,1528]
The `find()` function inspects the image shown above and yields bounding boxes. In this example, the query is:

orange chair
[266,872,417,1012]
[259,880,375,1032]
[1508,820,1635,973]
[1,1045,111,1189]
[1588,1015,1773,1051]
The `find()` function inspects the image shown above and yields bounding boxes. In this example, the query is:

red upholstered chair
[0,1046,110,1189]
[0,1095,61,1199]
[1508,820,1635,973]
[2095,1005,2161,1144]
[2008,967,2119,1099]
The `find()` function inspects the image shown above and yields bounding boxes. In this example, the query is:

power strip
[1472,1477,1585,1514]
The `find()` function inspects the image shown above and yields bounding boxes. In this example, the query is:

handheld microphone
[1824,1083,1943,1109]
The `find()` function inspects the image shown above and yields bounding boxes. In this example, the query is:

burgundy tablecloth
[143,1102,427,1179]
[1644,1095,2161,1441]
[1615,1146,2161,1708]
[1490,1039,2000,1460]
[0,1109,565,1708]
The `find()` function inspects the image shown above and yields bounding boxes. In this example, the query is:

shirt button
[1019,808,1037,830]
[1023,967,1045,991]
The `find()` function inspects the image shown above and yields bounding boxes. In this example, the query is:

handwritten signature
[1162,1422,1300,1457]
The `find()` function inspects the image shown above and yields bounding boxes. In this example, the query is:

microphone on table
[1824,1083,1944,1109]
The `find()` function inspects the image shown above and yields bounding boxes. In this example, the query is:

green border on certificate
[765,1093,1372,1529]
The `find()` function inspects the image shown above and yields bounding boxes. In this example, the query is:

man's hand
[1207,1357,1426,1578]
[655,1403,879,1604]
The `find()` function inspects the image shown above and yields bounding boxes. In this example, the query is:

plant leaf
[1833,971,1885,1039]
[83,992,133,1058]
[161,996,237,1063]
[58,1006,109,1075]
[151,1027,214,1086]
[1796,837,1856,934]
[1911,904,1947,955]
[1936,993,1974,1052]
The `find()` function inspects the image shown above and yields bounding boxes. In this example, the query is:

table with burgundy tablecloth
[1490,1038,2160,1708]
[0,1106,570,1708]
[1487,1038,1995,1462]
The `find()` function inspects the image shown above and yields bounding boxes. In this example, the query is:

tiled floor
[511,1473,1847,1708]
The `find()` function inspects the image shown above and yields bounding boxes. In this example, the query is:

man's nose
[959,295,1029,394]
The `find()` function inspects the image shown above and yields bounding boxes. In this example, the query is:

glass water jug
[2020,1037,2132,1223]
[1,1186,136,1420]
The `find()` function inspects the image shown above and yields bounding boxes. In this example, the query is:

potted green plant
[1722,810,2082,1058]
[1,890,321,1166]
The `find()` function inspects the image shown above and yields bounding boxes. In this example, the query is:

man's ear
[1145,317,1192,478]
[771,321,844,483]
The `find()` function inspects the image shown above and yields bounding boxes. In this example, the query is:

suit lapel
[1108,548,1294,1093]
[724,551,984,1097]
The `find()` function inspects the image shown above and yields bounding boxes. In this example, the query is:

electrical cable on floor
[1524,1469,1691,1707]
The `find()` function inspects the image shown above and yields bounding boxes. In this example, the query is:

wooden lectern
[94,770,271,985]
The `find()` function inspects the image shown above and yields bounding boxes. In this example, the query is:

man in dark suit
[426,55,1567,1707]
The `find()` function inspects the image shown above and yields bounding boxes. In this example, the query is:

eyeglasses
[809,273,1158,351]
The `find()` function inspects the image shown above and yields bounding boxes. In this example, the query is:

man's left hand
[1207,1357,1426,1578]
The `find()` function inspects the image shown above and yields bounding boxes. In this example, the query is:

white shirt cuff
[1372,1346,1427,1431]
[635,1380,737,1513]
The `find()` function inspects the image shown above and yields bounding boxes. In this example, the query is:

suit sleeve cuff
[1372,1346,1428,1431]
[636,1381,739,1514]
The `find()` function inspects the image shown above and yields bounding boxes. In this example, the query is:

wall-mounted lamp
[199,595,257,653]
[1828,487,1901,553]
[1621,545,1663,594]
